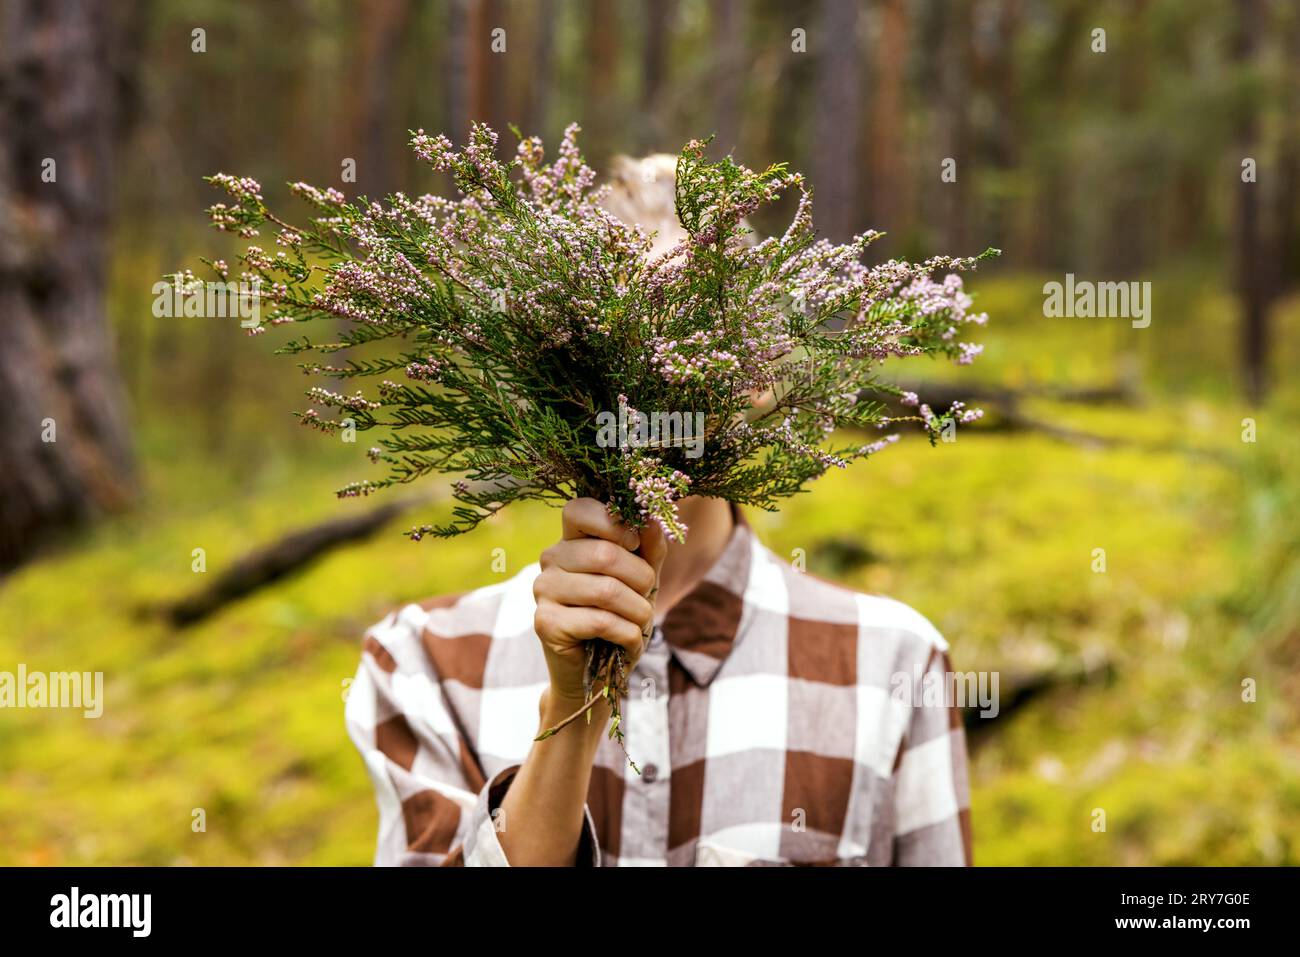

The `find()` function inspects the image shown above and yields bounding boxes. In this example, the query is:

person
[344,156,972,867]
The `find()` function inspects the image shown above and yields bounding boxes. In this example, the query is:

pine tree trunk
[468,0,507,156]
[810,0,864,244]
[710,0,744,157]
[638,0,676,152]
[349,0,411,200]
[584,0,620,164]
[444,0,471,142]
[938,0,973,254]
[868,0,908,247]
[0,0,137,570]
[524,0,556,138]
[1234,0,1270,404]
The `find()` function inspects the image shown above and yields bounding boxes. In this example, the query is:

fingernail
[621,529,640,550]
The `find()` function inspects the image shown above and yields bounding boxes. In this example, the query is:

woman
[345,156,971,867]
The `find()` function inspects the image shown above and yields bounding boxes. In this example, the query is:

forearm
[497,688,610,866]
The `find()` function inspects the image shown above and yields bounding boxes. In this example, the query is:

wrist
[540,686,611,737]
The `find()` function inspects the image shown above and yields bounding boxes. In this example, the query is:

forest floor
[1,273,1298,864]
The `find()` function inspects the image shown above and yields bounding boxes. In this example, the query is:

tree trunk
[1234,0,1270,404]
[990,0,1026,267]
[938,0,973,253]
[810,0,864,244]
[638,0,677,152]
[524,0,556,138]
[0,0,137,569]
[444,0,471,142]
[1108,0,1150,275]
[710,0,744,157]
[1033,0,1085,270]
[584,0,620,164]
[1275,4,1300,290]
[468,0,508,156]
[348,0,411,200]
[867,0,908,245]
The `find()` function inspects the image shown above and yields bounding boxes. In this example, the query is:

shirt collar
[658,505,754,687]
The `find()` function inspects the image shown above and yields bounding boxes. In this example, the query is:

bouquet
[188,122,997,758]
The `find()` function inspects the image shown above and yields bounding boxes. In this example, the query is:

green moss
[1,274,1297,864]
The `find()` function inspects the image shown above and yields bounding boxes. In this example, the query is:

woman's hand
[500,498,666,866]
[532,498,667,708]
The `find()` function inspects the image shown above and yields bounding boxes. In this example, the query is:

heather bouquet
[189,123,996,756]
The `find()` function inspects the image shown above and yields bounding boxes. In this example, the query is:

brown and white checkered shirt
[346,512,972,866]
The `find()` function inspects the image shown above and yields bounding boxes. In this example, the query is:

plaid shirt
[345,511,971,866]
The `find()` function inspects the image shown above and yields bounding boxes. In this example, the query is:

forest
[0,0,1296,865]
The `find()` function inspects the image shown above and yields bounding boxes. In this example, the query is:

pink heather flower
[196,122,995,548]
[405,356,445,382]
[861,434,901,456]
[628,458,691,543]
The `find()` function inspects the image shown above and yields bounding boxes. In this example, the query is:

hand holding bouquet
[188,123,997,760]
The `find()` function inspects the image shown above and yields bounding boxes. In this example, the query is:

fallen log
[962,653,1116,744]
[887,377,1142,409]
[863,377,1145,450]
[158,496,429,627]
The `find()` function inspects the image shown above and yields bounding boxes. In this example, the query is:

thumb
[638,520,669,583]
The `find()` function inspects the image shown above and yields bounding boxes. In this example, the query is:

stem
[533,657,614,740]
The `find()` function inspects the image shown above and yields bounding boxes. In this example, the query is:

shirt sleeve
[344,604,600,866]
[890,647,973,866]
[460,765,602,867]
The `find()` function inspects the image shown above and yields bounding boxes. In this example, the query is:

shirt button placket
[624,628,671,863]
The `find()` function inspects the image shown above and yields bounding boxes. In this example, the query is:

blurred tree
[0,0,141,569]
[469,0,508,155]
[985,0,1025,265]
[444,0,470,141]
[937,0,973,253]
[638,0,677,152]
[757,0,816,195]
[1107,0,1152,275]
[524,0,557,138]
[810,0,864,243]
[1278,7,1300,283]
[1027,0,1086,271]
[348,0,412,199]
[1234,0,1271,403]
[710,0,745,156]
[584,0,620,163]
[867,0,908,244]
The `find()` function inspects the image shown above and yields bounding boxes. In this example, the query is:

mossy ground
[1,271,1297,864]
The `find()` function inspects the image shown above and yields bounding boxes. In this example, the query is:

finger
[533,569,654,628]
[537,600,645,656]
[636,520,669,580]
[561,497,640,550]
[541,539,657,596]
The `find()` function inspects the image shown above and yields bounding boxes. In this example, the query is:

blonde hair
[603,152,757,256]
[602,154,686,258]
